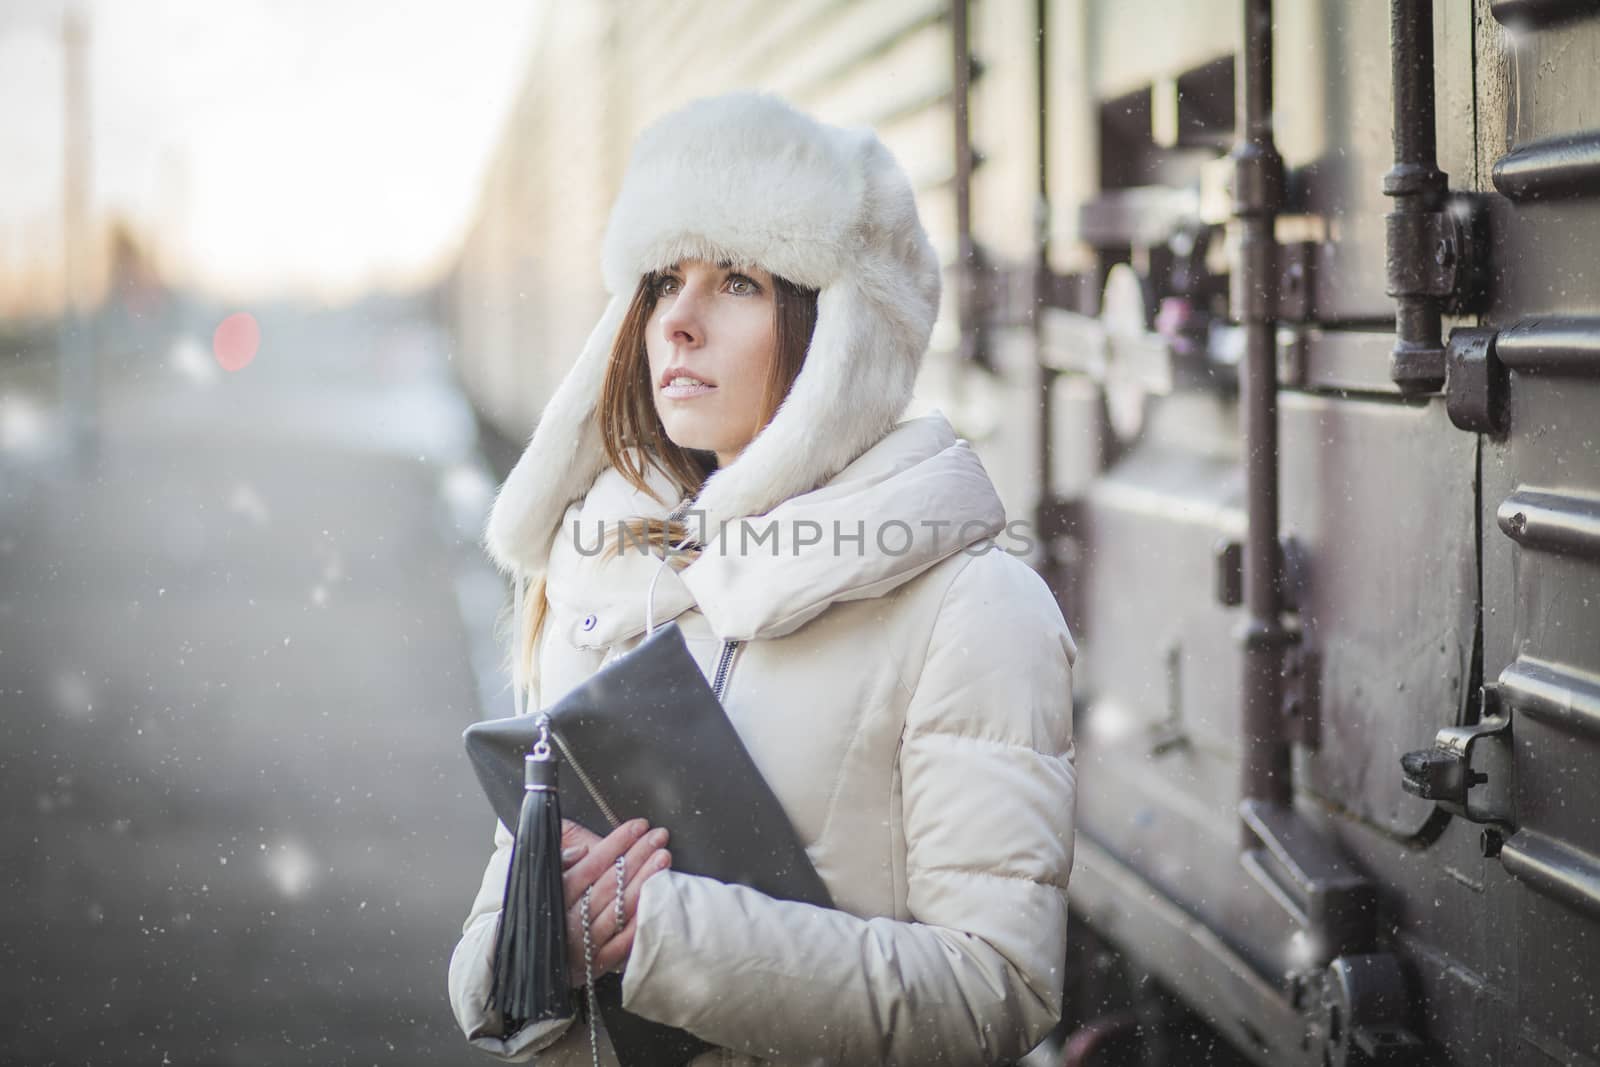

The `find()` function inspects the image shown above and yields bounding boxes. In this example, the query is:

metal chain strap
[577,856,629,1067]
[579,888,599,1067]
[615,856,626,931]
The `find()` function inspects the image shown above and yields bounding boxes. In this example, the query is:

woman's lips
[660,376,716,399]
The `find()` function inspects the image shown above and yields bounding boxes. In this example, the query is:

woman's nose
[659,284,706,346]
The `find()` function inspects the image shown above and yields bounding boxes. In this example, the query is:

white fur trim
[483,292,629,574]
[483,92,941,575]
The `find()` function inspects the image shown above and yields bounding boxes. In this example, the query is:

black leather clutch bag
[463,620,832,1065]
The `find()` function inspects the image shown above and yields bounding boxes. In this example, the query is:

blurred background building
[1,2,537,1063]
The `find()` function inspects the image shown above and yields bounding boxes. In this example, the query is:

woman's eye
[657,277,681,295]
[726,275,759,295]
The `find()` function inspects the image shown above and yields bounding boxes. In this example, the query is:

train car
[448,2,1600,1063]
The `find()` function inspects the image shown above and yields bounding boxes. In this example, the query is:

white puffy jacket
[448,414,1077,1066]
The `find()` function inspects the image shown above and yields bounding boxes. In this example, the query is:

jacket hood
[482,92,941,578]
[543,413,1007,645]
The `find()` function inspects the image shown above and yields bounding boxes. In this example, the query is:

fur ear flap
[483,292,632,575]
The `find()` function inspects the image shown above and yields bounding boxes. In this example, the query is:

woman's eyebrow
[662,260,749,277]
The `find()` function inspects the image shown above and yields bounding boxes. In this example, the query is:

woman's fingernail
[561,846,588,863]
[648,828,669,846]
[630,818,649,834]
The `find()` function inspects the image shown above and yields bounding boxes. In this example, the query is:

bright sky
[0,0,540,304]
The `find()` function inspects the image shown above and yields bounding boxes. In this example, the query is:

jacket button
[581,614,597,632]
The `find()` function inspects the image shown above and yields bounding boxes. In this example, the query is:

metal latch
[1399,686,1514,826]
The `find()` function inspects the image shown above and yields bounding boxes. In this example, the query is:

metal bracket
[1277,240,1318,323]
[1213,535,1306,614]
[1444,327,1508,436]
[1241,800,1377,963]
[1217,534,1319,746]
[1283,642,1321,750]
[1385,207,1468,301]
[1215,539,1245,606]
[1384,190,1487,391]
[1399,687,1515,826]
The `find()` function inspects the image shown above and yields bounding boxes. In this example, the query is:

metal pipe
[951,0,983,369]
[1230,0,1292,827]
[1384,0,1448,392]
[1034,0,1055,563]
[952,0,972,250]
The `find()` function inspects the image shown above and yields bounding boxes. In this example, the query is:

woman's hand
[558,818,671,988]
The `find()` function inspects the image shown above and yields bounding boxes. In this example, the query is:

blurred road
[0,299,513,1064]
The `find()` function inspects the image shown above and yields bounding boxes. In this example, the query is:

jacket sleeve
[448,819,599,1063]
[619,555,1077,1065]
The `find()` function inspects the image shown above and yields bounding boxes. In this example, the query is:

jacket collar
[544,413,1006,646]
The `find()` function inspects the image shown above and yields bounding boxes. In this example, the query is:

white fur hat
[483,91,942,575]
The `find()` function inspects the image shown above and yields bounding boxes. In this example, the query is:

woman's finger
[592,920,639,978]
[583,828,669,939]
[561,819,603,852]
[591,849,671,976]
[562,819,653,984]
[563,819,649,908]
[561,845,589,871]
[565,845,670,984]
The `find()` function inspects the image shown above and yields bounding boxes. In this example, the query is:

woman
[449,92,1077,1066]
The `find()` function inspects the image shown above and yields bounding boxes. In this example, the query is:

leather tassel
[488,716,571,1029]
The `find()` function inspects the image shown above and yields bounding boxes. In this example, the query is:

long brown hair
[509,266,819,696]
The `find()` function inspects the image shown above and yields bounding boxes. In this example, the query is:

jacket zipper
[550,729,621,830]
[711,640,741,702]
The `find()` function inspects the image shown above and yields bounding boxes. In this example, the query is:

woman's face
[644,258,777,468]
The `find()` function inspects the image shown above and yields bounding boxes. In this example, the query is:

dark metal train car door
[1043,1,1600,1063]
[1471,4,1600,1060]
